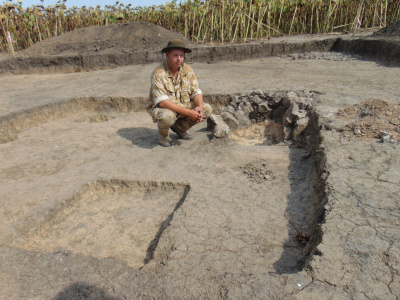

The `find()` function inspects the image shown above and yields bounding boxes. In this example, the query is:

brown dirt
[337,99,400,141]
[19,21,190,57]
[372,20,400,38]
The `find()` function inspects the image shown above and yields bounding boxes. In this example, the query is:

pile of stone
[208,90,316,141]
[282,52,363,61]
[240,159,276,183]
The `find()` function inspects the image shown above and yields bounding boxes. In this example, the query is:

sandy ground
[1,37,400,299]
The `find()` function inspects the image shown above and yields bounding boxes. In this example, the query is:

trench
[12,180,191,269]
[2,36,399,75]
[0,91,328,274]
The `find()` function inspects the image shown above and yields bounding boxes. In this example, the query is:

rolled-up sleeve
[150,74,170,107]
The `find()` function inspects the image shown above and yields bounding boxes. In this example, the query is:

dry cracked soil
[0,22,400,299]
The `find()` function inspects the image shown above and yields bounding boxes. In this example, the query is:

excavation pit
[210,90,317,147]
[0,91,326,296]
[14,180,190,269]
[1,30,400,297]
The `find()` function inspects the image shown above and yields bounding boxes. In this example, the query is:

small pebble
[361,110,370,116]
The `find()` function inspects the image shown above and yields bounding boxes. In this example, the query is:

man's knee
[203,103,213,118]
[154,108,176,128]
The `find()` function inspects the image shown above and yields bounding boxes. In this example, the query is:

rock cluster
[240,159,276,183]
[210,90,316,141]
[282,52,363,61]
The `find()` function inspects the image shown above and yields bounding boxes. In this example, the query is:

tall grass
[1,0,399,53]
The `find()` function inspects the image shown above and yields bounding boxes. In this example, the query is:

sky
[12,0,180,9]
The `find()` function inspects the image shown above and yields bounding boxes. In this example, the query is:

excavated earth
[1,22,400,299]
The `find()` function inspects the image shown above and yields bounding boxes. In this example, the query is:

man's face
[166,49,185,71]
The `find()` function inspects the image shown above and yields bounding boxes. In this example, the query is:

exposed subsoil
[0,21,400,300]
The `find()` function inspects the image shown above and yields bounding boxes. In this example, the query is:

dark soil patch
[337,99,400,141]
[19,21,191,57]
[372,20,400,38]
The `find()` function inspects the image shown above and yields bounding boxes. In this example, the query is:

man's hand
[194,106,205,122]
[158,99,205,123]
[187,107,205,123]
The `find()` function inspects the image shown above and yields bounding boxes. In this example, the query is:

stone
[234,110,251,128]
[283,116,293,127]
[290,102,300,117]
[222,105,236,115]
[272,91,287,105]
[251,90,264,97]
[297,99,312,110]
[207,114,230,138]
[361,110,370,116]
[287,91,298,99]
[282,97,292,108]
[232,95,240,103]
[253,95,264,104]
[282,102,300,124]
[380,131,391,143]
[292,110,307,121]
[380,131,390,137]
[293,117,309,138]
[354,129,362,135]
[242,105,253,115]
[258,102,272,113]
[220,112,240,130]
[283,126,293,140]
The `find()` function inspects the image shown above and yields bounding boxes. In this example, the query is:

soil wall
[332,37,400,65]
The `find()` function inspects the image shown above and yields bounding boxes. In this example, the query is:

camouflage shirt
[147,60,202,112]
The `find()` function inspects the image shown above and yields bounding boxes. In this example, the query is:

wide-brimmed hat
[161,39,192,53]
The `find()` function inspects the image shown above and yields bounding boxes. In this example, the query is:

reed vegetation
[1,0,399,52]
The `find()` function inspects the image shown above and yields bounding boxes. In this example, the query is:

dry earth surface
[0,22,400,299]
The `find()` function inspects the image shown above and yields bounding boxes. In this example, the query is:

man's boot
[159,135,173,147]
[170,124,192,140]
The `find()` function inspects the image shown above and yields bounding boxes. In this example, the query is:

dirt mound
[372,20,400,38]
[337,99,400,141]
[20,21,191,56]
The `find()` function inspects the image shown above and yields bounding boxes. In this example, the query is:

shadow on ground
[273,146,313,274]
[143,185,191,266]
[53,282,120,300]
[117,127,159,149]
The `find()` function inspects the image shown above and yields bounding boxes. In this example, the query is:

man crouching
[147,39,212,147]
